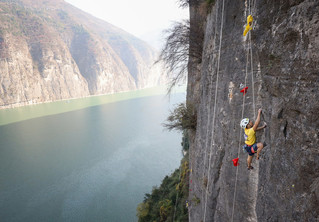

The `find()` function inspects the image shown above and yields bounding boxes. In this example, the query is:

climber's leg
[247,155,253,169]
[256,142,264,160]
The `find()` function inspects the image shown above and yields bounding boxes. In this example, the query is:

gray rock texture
[187,0,319,221]
[0,0,166,108]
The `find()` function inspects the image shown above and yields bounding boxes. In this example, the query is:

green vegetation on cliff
[137,130,190,222]
[137,155,189,222]
[163,102,197,131]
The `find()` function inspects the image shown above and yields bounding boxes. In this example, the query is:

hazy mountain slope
[60,3,165,88]
[0,0,166,108]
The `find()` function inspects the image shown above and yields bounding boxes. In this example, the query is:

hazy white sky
[64,0,189,49]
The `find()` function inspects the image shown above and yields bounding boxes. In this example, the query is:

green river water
[0,87,185,221]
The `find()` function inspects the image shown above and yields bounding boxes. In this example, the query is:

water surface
[0,92,185,221]
[0,86,185,126]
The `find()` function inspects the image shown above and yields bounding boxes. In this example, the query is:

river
[0,89,185,222]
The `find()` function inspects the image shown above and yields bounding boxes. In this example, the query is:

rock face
[187,0,319,221]
[0,0,166,107]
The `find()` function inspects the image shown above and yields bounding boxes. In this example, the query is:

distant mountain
[0,0,167,107]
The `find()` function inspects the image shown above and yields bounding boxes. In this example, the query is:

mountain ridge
[0,0,166,108]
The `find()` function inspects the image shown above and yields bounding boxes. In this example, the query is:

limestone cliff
[187,0,319,221]
[0,0,166,108]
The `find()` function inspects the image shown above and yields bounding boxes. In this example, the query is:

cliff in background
[0,0,166,108]
[187,0,319,221]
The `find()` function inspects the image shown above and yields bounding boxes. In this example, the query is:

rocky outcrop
[187,0,319,221]
[0,0,166,108]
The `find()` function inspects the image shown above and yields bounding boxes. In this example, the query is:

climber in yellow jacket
[240,109,267,170]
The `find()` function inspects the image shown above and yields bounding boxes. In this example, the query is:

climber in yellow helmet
[240,109,267,170]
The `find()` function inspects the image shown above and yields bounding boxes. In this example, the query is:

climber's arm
[256,123,267,131]
[252,109,262,131]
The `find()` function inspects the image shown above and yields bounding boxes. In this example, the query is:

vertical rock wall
[188,0,319,221]
[0,33,89,106]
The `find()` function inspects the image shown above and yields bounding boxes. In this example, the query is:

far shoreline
[0,85,186,126]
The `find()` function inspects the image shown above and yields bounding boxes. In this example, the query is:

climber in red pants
[240,109,267,170]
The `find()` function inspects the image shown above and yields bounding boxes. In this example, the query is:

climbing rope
[201,0,220,208]
[250,28,256,119]
[231,29,250,222]
[250,0,257,119]
[231,0,256,221]
[203,0,225,221]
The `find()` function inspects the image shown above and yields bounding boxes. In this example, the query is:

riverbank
[0,85,186,126]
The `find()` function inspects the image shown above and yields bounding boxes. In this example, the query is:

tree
[163,102,197,131]
[157,15,204,94]
[177,0,190,8]
[157,20,190,94]
[159,199,172,221]
[136,202,149,218]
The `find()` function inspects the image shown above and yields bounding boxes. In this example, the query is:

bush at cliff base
[136,156,189,222]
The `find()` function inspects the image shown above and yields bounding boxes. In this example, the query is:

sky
[64,0,189,50]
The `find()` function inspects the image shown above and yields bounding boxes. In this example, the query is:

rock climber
[240,109,267,170]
